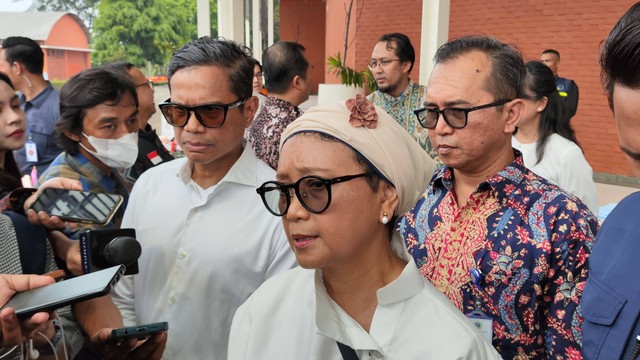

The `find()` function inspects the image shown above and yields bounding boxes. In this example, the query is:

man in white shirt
[112,37,296,359]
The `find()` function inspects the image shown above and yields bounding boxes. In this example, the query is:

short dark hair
[167,36,254,100]
[378,33,416,72]
[600,2,640,110]
[434,35,524,101]
[103,61,135,73]
[252,59,262,71]
[262,41,308,94]
[541,49,560,60]
[1,37,44,74]
[0,72,13,89]
[56,67,138,154]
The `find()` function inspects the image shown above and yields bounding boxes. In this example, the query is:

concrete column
[197,0,211,37]
[267,0,274,46]
[217,0,245,43]
[419,0,450,85]
[252,0,262,57]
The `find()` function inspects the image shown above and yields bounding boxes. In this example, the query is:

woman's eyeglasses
[256,173,368,216]
[158,98,247,128]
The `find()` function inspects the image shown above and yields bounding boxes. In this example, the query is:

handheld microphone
[80,229,140,275]
[103,236,142,265]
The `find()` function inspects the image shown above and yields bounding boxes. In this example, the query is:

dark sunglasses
[413,99,512,129]
[158,98,247,128]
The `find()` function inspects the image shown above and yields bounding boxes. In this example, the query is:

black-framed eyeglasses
[367,58,402,70]
[413,99,512,129]
[158,98,247,128]
[256,173,368,217]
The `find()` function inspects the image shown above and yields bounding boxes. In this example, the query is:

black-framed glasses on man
[158,98,247,128]
[367,58,402,70]
[413,99,512,129]
[256,173,368,217]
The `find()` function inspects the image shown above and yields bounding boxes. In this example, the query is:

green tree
[92,0,217,72]
[31,0,99,31]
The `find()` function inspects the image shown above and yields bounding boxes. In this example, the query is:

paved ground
[151,86,639,210]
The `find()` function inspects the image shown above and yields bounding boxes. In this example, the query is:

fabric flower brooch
[345,94,378,129]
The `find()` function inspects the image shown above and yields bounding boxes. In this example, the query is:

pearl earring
[381,212,389,225]
[537,107,542,112]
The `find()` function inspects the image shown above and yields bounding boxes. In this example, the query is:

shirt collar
[177,143,265,187]
[431,149,527,204]
[20,82,54,108]
[266,96,302,113]
[313,236,422,349]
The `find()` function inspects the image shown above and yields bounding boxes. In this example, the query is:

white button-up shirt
[228,237,502,360]
[112,146,296,359]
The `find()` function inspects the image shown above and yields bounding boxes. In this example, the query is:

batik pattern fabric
[248,97,303,169]
[398,152,598,359]
[368,81,436,159]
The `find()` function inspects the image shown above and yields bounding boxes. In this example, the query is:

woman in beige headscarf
[228,96,500,359]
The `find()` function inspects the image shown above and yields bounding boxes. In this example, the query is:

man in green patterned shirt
[367,33,436,158]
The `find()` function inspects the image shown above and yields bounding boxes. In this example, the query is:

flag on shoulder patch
[147,151,163,165]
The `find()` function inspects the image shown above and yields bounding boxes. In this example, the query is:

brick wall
[448,0,636,176]
[278,0,326,94]
[355,0,424,85]
[279,0,635,176]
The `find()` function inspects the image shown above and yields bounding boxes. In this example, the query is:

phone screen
[1,265,125,318]
[30,188,123,225]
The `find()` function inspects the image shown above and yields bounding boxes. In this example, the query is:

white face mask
[80,132,139,169]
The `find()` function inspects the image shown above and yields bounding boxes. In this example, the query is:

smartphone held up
[29,188,123,226]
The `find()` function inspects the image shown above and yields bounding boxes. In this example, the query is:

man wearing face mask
[36,67,168,359]
[39,67,139,228]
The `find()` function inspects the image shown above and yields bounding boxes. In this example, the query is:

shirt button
[169,296,176,304]
[179,250,187,259]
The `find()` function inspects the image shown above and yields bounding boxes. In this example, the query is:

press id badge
[467,310,493,344]
[25,141,38,162]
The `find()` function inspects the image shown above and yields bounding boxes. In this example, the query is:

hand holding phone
[29,188,123,226]
[111,322,169,342]
[0,274,56,348]
[91,324,168,360]
[0,265,125,319]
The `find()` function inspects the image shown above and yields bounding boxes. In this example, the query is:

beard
[376,81,399,95]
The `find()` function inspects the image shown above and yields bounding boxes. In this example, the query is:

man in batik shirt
[398,36,598,359]
[248,41,312,169]
[367,33,436,158]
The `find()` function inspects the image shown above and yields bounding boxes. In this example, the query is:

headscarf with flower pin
[280,94,436,217]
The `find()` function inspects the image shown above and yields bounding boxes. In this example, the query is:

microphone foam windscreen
[104,236,142,266]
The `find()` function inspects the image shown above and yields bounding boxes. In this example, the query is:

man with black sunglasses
[111,37,296,359]
[398,36,598,358]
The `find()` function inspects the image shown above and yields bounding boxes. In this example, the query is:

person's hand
[0,274,55,348]
[48,230,83,276]
[91,328,167,360]
[25,177,82,230]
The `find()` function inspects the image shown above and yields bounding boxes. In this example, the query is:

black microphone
[102,236,142,266]
[80,229,140,275]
